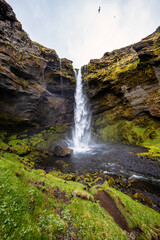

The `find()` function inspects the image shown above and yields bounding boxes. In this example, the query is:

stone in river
[53,146,73,157]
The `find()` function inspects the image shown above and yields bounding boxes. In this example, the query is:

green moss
[28,125,69,151]
[13,75,29,89]
[63,198,127,240]
[49,125,69,133]
[0,124,70,169]
[86,52,140,88]
[138,130,160,159]
[94,113,160,159]
[0,112,23,127]
[95,117,133,143]
[153,32,160,56]
[0,131,7,139]
[8,139,31,155]
[28,53,43,60]
[0,139,9,151]
[29,133,45,147]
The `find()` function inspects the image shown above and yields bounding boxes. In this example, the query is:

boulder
[53,145,73,157]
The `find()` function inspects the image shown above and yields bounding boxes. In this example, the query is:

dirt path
[95,190,130,232]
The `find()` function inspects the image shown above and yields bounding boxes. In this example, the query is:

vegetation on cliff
[82,27,160,159]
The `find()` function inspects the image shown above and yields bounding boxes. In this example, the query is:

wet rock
[53,145,73,157]
[145,196,153,206]
[108,177,115,186]
[55,160,69,169]
[116,177,132,188]
[133,192,153,206]
[53,187,69,202]
[134,192,145,202]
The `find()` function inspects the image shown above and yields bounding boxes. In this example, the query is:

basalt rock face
[82,27,160,149]
[0,0,75,130]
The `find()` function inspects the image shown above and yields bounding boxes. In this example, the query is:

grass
[0,157,43,239]
[0,153,126,240]
[0,149,160,239]
[63,198,127,240]
[107,188,160,239]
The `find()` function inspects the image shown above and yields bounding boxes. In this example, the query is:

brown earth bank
[94,190,150,240]
[95,190,130,231]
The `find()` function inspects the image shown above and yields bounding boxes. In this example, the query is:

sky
[7,0,160,68]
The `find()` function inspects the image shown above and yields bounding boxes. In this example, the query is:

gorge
[0,0,160,239]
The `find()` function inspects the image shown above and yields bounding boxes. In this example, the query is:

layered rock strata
[0,0,75,130]
[82,27,160,153]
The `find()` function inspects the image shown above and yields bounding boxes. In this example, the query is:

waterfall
[72,68,92,152]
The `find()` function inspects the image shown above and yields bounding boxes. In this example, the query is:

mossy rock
[0,139,9,151]
[94,113,160,159]
[8,139,31,155]
[108,177,115,186]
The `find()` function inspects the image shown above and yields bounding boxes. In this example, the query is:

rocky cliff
[82,28,160,157]
[0,0,160,158]
[0,0,75,130]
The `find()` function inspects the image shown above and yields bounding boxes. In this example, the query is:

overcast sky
[7,0,160,68]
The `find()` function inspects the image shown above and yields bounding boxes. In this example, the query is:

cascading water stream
[71,68,92,152]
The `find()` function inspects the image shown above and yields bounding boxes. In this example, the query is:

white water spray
[71,68,92,152]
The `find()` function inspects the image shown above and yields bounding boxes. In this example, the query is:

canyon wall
[0,0,75,130]
[82,27,160,152]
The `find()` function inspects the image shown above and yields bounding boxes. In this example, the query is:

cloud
[7,0,160,68]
